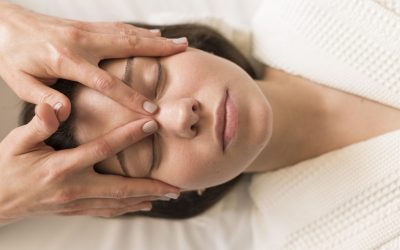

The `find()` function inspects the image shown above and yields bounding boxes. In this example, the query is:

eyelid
[149,59,163,174]
[150,133,161,173]
[155,59,164,100]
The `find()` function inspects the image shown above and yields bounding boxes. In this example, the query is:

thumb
[11,103,60,154]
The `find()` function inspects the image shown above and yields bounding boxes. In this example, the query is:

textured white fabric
[250,129,400,250]
[376,0,400,14]
[252,0,400,110]
[250,0,400,249]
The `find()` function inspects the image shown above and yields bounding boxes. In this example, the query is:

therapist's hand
[0,103,180,225]
[0,2,188,121]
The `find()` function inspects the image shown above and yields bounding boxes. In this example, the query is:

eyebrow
[123,57,134,84]
[116,57,162,177]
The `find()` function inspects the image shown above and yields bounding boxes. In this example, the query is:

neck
[245,67,338,172]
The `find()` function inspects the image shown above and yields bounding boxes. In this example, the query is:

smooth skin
[0,2,186,225]
[73,49,272,190]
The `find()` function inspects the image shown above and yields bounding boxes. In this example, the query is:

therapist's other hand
[0,103,180,225]
[0,2,188,122]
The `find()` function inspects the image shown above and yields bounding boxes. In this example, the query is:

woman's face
[74,48,273,190]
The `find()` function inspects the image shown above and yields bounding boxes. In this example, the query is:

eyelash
[151,134,160,171]
[154,60,162,99]
[150,61,162,172]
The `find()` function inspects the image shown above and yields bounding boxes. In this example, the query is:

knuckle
[93,138,114,159]
[92,73,114,92]
[64,26,84,43]
[48,45,76,75]
[39,91,56,105]
[38,91,68,112]
[109,188,128,199]
[52,189,76,204]
[41,165,69,184]
[125,35,139,49]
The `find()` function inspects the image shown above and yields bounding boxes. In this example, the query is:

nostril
[192,105,197,112]
[190,125,195,131]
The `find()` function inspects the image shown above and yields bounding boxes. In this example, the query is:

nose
[157,97,200,138]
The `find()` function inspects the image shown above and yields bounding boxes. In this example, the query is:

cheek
[152,152,243,190]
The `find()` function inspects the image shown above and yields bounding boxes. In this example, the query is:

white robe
[250,0,400,249]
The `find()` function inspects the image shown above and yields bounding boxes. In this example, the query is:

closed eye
[149,58,163,174]
[150,133,161,174]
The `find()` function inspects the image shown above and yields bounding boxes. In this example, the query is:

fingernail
[142,120,158,134]
[53,102,63,113]
[143,101,158,114]
[140,206,152,212]
[165,193,180,199]
[169,37,188,45]
[149,29,160,34]
[158,197,171,201]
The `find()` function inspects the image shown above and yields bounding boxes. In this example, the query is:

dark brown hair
[20,24,261,219]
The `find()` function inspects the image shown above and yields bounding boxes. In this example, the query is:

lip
[224,91,238,151]
[215,90,227,152]
[215,90,238,152]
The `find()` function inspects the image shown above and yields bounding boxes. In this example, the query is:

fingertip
[168,37,188,45]
[37,89,71,122]
[143,101,158,114]
[34,103,60,133]
[155,180,181,198]
[142,120,158,134]
[53,99,71,122]
[165,37,188,55]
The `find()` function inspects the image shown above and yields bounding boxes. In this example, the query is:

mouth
[215,89,238,152]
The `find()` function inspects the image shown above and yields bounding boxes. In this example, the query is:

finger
[14,74,71,122]
[58,202,152,217]
[74,172,180,200]
[53,196,163,212]
[10,103,59,154]
[57,118,158,168]
[73,21,161,37]
[56,59,158,115]
[87,33,188,58]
